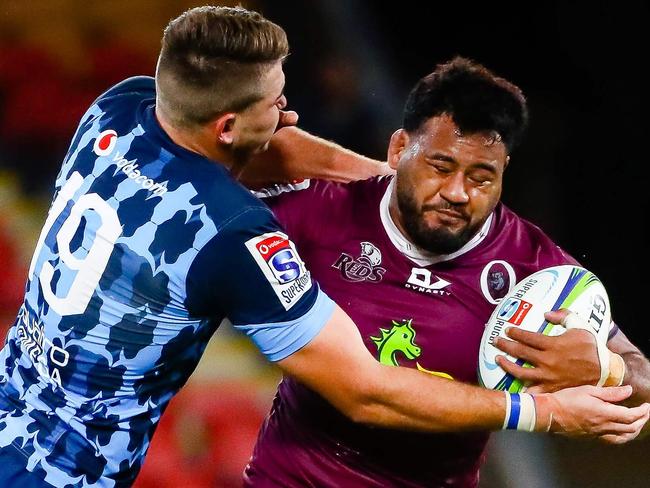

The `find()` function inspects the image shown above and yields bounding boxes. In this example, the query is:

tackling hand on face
[276,110,299,131]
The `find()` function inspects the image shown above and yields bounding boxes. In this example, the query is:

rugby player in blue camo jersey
[0,6,647,488]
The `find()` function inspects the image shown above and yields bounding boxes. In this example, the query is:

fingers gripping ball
[478,265,613,392]
[561,311,625,386]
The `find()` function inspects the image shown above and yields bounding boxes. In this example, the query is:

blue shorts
[0,443,56,487]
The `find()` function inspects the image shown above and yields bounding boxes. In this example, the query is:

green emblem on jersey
[370,319,421,366]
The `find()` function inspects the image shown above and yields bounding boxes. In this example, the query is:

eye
[468,172,493,185]
[430,163,453,174]
[470,176,489,185]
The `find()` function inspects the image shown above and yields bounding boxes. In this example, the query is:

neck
[155,107,235,170]
[388,186,411,243]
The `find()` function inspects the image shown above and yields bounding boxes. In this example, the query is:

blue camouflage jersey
[0,76,334,487]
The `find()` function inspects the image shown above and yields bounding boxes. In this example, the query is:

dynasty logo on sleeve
[246,232,312,310]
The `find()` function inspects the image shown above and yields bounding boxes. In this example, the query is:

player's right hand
[534,384,650,444]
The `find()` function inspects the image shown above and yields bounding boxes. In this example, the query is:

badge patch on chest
[369,319,454,380]
[370,319,421,366]
[480,260,516,304]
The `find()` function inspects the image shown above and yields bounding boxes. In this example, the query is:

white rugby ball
[478,265,611,392]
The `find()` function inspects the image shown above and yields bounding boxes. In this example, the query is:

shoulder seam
[215,205,274,234]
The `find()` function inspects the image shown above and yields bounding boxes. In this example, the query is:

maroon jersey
[245,177,578,488]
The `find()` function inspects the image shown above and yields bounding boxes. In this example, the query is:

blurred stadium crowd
[1,1,648,487]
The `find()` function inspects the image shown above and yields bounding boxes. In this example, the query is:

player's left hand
[494,309,601,394]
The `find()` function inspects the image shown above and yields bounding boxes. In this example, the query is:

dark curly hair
[403,57,528,152]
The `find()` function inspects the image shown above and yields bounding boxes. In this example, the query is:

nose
[439,171,469,204]
[278,95,288,110]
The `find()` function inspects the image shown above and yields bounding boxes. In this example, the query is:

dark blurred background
[1,1,648,487]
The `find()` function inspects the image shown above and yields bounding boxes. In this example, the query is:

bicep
[186,207,329,360]
[276,303,382,419]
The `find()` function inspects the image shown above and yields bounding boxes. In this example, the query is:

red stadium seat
[135,381,268,488]
[0,224,26,342]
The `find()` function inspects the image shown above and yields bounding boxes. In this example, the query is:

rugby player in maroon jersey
[242,57,650,487]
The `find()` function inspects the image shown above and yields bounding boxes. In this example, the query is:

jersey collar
[379,178,493,266]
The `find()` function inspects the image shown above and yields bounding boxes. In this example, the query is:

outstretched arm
[278,304,650,442]
[238,126,393,188]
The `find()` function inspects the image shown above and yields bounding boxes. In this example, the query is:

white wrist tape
[562,312,611,387]
[503,392,536,431]
[606,351,626,386]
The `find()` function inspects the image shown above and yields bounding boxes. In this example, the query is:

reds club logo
[246,232,312,310]
[332,241,386,283]
[480,260,516,305]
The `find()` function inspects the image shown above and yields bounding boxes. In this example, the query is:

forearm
[357,363,507,432]
[621,352,650,437]
[621,351,650,405]
[239,126,391,187]
[358,366,646,441]
[606,332,650,435]
[280,306,516,433]
[279,306,644,441]
[607,330,650,406]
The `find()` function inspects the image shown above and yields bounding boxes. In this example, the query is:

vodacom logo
[93,129,118,156]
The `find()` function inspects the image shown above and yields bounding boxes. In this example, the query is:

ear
[387,129,409,170]
[212,112,237,145]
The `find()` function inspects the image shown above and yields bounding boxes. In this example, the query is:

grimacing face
[388,114,508,254]
[231,61,287,162]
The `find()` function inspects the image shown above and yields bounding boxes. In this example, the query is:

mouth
[429,207,468,222]
[406,347,421,359]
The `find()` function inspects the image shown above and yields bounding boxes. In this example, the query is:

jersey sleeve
[185,206,334,361]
